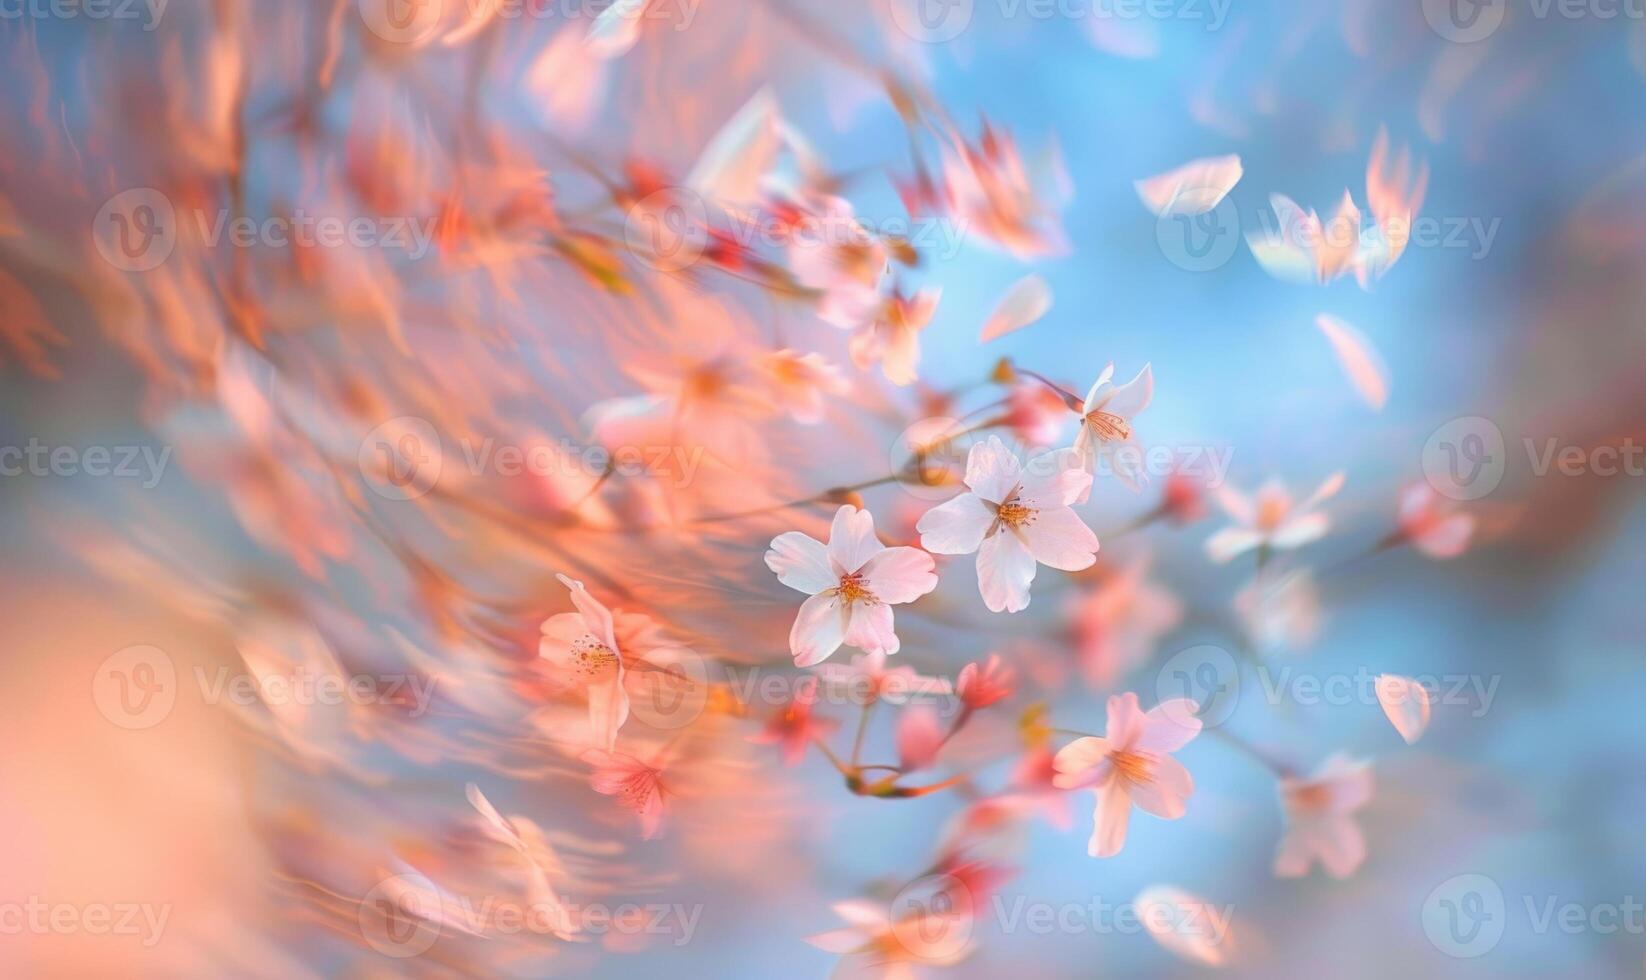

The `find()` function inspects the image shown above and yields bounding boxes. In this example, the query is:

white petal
[1134,155,1243,217]
[916,493,994,555]
[977,531,1037,613]
[827,505,883,574]
[1018,507,1099,571]
[980,274,1053,342]
[1204,526,1263,563]
[1376,675,1431,744]
[963,435,1023,505]
[843,602,899,657]
[1016,448,1092,509]
[790,593,847,667]
[765,531,835,594]
[857,547,938,604]
[1101,363,1154,419]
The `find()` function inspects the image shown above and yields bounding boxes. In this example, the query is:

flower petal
[765,531,835,594]
[858,546,938,604]
[977,530,1037,613]
[1375,674,1431,744]
[1089,780,1132,858]
[1016,448,1092,509]
[1204,526,1264,563]
[1017,506,1099,571]
[827,505,883,574]
[964,435,1023,505]
[1053,736,1112,789]
[1128,754,1192,819]
[790,593,847,667]
[1102,363,1154,419]
[917,493,994,555]
[1138,699,1203,753]
[842,601,900,657]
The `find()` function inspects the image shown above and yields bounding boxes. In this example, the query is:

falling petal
[1314,314,1389,410]
[980,274,1053,342]
[1376,675,1432,744]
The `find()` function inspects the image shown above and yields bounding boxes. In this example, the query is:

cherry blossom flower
[1375,674,1432,744]
[1393,483,1476,559]
[955,654,1016,710]
[850,287,939,386]
[749,676,838,766]
[1161,468,1210,524]
[917,436,1098,613]
[540,574,629,751]
[1069,557,1183,690]
[1235,569,1322,652]
[584,749,669,840]
[1003,380,1070,447]
[806,896,971,977]
[1205,472,1344,563]
[897,706,946,771]
[938,120,1069,259]
[766,505,939,666]
[785,193,889,329]
[813,649,952,707]
[754,348,848,424]
[1072,363,1153,496]
[1052,692,1201,858]
[1274,755,1373,879]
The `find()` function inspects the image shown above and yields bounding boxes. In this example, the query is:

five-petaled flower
[749,676,838,766]
[1204,472,1344,563]
[1273,754,1373,879]
[917,436,1099,613]
[1073,363,1153,496]
[1052,692,1202,858]
[767,505,939,666]
[539,573,629,751]
[583,749,670,840]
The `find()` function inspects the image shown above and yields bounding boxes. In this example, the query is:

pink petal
[790,593,847,667]
[896,705,945,771]
[842,602,899,657]
[827,505,883,575]
[1414,513,1476,559]
[977,531,1037,613]
[1015,448,1092,509]
[1017,506,1099,572]
[1270,512,1330,550]
[1103,692,1146,747]
[685,87,782,208]
[858,546,938,604]
[1205,526,1264,563]
[1315,314,1389,411]
[1376,674,1432,744]
[766,531,835,594]
[980,274,1053,342]
[1138,699,1203,753]
[1135,155,1243,217]
[963,436,1024,505]
[1135,885,1231,967]
[1089,780,1132,858]
[587,668,630,751]
[1052,737,1113,789]
[1128,754,1193,819]
[917,493,994,556]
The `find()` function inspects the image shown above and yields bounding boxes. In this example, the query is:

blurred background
[2,0,1645,976]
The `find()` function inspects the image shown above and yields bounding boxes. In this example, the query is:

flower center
[1256,496,1290,531]
[1288,782,1332,811]
[571,634,619,677]
[994,501,1033,529]
[1085,410,1131,442]
[1109,750,1154,786]
[835,572,878,605]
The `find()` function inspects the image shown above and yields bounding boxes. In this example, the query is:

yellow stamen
[1109,750,1153,786]
[995,501,1033,528]
[1085,410,1132,442]
[834,572,878,605]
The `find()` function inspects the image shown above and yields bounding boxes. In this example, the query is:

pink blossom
[1073,363,1153,495]
[897,705,946,771]
[1205,472,1344,563]
[754,348,848,425]
[955,654,1016,710]
[1069,557,1183,690]
[1052,692,1201,858]
[1274,755,1373,879]
[767,505,939,666]
[850,288,938,387]
[749,676,838,766]
[917,436,1099,613]
[539,574,628,751]
[814,649,952,707]
[1394,483,1475,559]
[584,749,669,840]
